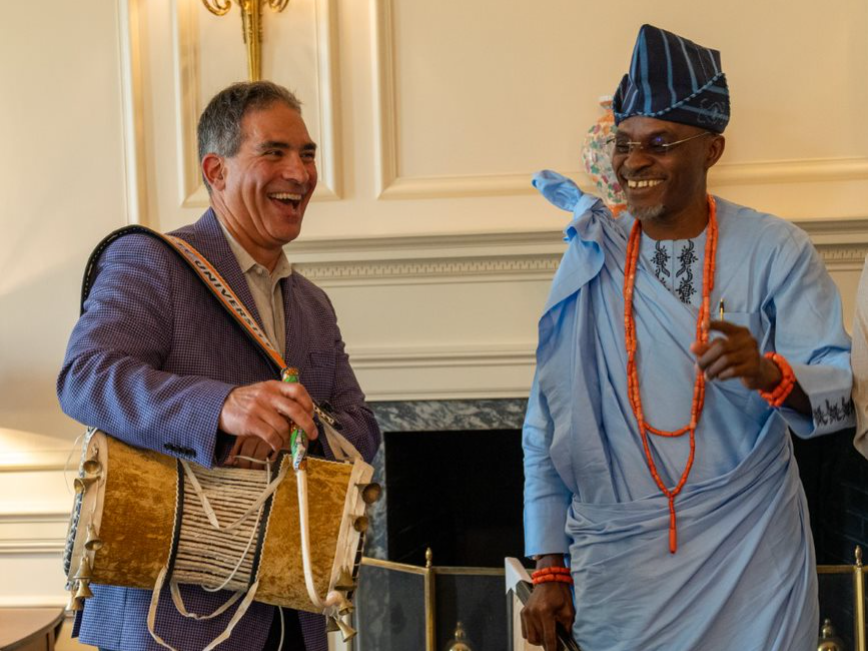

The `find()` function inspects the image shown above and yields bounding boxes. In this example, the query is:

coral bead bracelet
[531,567,572,585]
[758,352,796,407]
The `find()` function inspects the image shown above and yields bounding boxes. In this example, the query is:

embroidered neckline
[651,242,671,285]
[675,241,698,304]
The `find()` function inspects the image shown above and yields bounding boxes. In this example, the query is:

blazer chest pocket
[304,350,336,400]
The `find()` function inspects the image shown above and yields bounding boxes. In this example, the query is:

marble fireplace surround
[371,399,527,434]
[363,399,527,561]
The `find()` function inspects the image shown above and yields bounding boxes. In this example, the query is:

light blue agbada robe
[523,171,853,651]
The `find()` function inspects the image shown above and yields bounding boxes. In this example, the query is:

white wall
[1,0,866,634]
[0,0,128,613]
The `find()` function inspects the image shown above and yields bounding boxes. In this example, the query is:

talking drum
[63,428,379,647]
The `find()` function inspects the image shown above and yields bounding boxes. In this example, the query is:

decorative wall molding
[373,0,398,198]
[295,241,868,286]
[375,158,868,201]
[0,512,68,556]
[349,343,535,371]
[119,0,343,224]
[174,0,342,207]
[296,255,560,286]
[118,0,148,225]
[373,0,868,203]
[348,344,536,400]
[816,244,868,271]
[290,230,566,263]
[0,539,66,555]
[361,385,533,401]
[291,218,868,257]
[174,0,204,210]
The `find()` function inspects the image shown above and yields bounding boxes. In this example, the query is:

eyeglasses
[607,131,714,157]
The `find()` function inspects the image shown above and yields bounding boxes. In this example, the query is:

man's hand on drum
[218,380,317,469]
[520,556,575,651]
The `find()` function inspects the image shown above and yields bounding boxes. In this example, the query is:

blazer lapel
[281,273,310,375]
[181,209,267,333]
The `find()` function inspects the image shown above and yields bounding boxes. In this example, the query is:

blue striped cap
[612,24,730,133]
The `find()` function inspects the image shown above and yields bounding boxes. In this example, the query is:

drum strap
[147,456,285,650]
[82,225,349,443]
[148,565,258,651]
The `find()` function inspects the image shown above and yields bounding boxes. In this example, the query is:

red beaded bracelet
[531,567,572,585]
[758,352,796,408]
[532,574,573,585]
[531,567,570,577]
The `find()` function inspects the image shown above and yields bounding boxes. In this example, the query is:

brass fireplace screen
[815,547,867,651]
[351,547,867,651]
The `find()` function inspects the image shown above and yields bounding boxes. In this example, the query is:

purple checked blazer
[57,209,381,651]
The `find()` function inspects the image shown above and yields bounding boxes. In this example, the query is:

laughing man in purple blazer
[58,81,381,651]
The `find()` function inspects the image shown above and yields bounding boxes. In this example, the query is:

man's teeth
[270,193,302,200]
[627,179,662,189]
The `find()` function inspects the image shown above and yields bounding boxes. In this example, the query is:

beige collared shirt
[219,222,293,358]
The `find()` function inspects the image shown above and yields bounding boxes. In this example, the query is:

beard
[628,202,666,222]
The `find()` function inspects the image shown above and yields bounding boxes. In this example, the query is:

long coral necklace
[623,195,717,554]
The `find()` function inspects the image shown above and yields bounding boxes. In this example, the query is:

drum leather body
[65,430,372,614]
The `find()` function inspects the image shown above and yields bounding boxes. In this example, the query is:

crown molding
[816,243,868,270]
[293,238,868,286]
[296,254,560,286]
[290,217,868,261]
[0,540,66,555]
[376,159,868,201]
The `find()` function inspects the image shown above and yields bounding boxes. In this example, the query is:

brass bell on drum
[74,580,94,600]
[353,516,369,533]
[325,617,340,634]
[66,592,83,612]
[338,602,354,617]
[357,482,382,505]
[82,459,103,475]
[84,524,104,551]
[74,476,98,494]
[75,557,93,581]
[335,568,356,592]
[334,617,357,643]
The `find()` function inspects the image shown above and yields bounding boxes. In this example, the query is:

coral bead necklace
[623,195,718,554]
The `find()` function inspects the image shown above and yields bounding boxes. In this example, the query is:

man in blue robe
[520,25,853,651]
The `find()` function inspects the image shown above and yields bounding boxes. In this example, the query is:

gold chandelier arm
[202,0,234,17]
[267,0,290,12]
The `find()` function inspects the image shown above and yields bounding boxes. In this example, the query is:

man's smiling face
[209,102,318,251]
[612,116,720,225]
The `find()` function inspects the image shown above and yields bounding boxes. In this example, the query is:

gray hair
[197,81,303,190]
